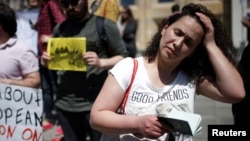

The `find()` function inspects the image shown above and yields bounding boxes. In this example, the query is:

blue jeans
[39,62,58,121]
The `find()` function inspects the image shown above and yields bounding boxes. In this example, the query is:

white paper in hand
[156,103,202,136]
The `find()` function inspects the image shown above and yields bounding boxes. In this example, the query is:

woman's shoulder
[119,56,142,64]
[111,57,142,72]
[116,57,135,65]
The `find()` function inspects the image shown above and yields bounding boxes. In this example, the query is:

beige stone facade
[119,0,224,51]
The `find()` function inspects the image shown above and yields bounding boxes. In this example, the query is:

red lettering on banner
[7,125,15,138]
[0,125,16,139]
[22,128,42,141]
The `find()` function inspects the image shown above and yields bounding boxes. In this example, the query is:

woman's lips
[166,47,177,56]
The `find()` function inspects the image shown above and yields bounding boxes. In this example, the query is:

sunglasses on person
[61,0,79,8]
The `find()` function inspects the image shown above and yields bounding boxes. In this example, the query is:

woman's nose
[173,37,184,49]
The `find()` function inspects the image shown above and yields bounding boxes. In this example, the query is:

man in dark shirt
[41,0,128,141]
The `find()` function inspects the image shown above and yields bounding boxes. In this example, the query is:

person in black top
[232,14,250,130]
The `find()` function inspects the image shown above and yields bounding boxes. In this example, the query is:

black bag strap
[96,16,109,53]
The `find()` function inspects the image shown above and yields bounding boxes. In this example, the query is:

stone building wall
[119,0,223,51]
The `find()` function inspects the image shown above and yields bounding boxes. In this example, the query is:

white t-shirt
[101,57,197,141]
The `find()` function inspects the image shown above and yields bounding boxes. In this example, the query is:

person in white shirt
[16,0,40,55]
[90,3,245,141]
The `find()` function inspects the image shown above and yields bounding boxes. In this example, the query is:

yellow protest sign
[47,37,86,71]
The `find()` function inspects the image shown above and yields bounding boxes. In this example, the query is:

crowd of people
[0,0,248,141]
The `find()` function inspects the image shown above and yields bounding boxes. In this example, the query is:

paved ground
[42,95,234,141]
[43,125,64,141]
[192,96,234,141]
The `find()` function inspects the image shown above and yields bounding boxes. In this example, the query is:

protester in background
[0,3,40,88]
[232,14,250,130]
[41,0,128,141]
[91,0,120,23]
[90,3,245,141]
[34,0,66,132]
[16,0,40,55]
[0,5,41,139]
[118,6,137,58]
[16,0,40,29]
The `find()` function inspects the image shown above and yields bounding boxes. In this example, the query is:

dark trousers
[57,108,102,141]
[39,63,58,121]
[232,44,250,130]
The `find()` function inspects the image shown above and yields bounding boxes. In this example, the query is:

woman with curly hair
[90,3,245,141]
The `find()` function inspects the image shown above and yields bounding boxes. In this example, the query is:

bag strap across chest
[118,59,138,114]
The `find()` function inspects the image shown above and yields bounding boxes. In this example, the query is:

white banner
[0,83,43,141]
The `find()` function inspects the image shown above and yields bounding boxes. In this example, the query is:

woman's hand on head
[196,12,216,47]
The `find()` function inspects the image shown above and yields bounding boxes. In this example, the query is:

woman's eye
[174,29,183,36]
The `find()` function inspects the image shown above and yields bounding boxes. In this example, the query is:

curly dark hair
[143,3,237,83]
